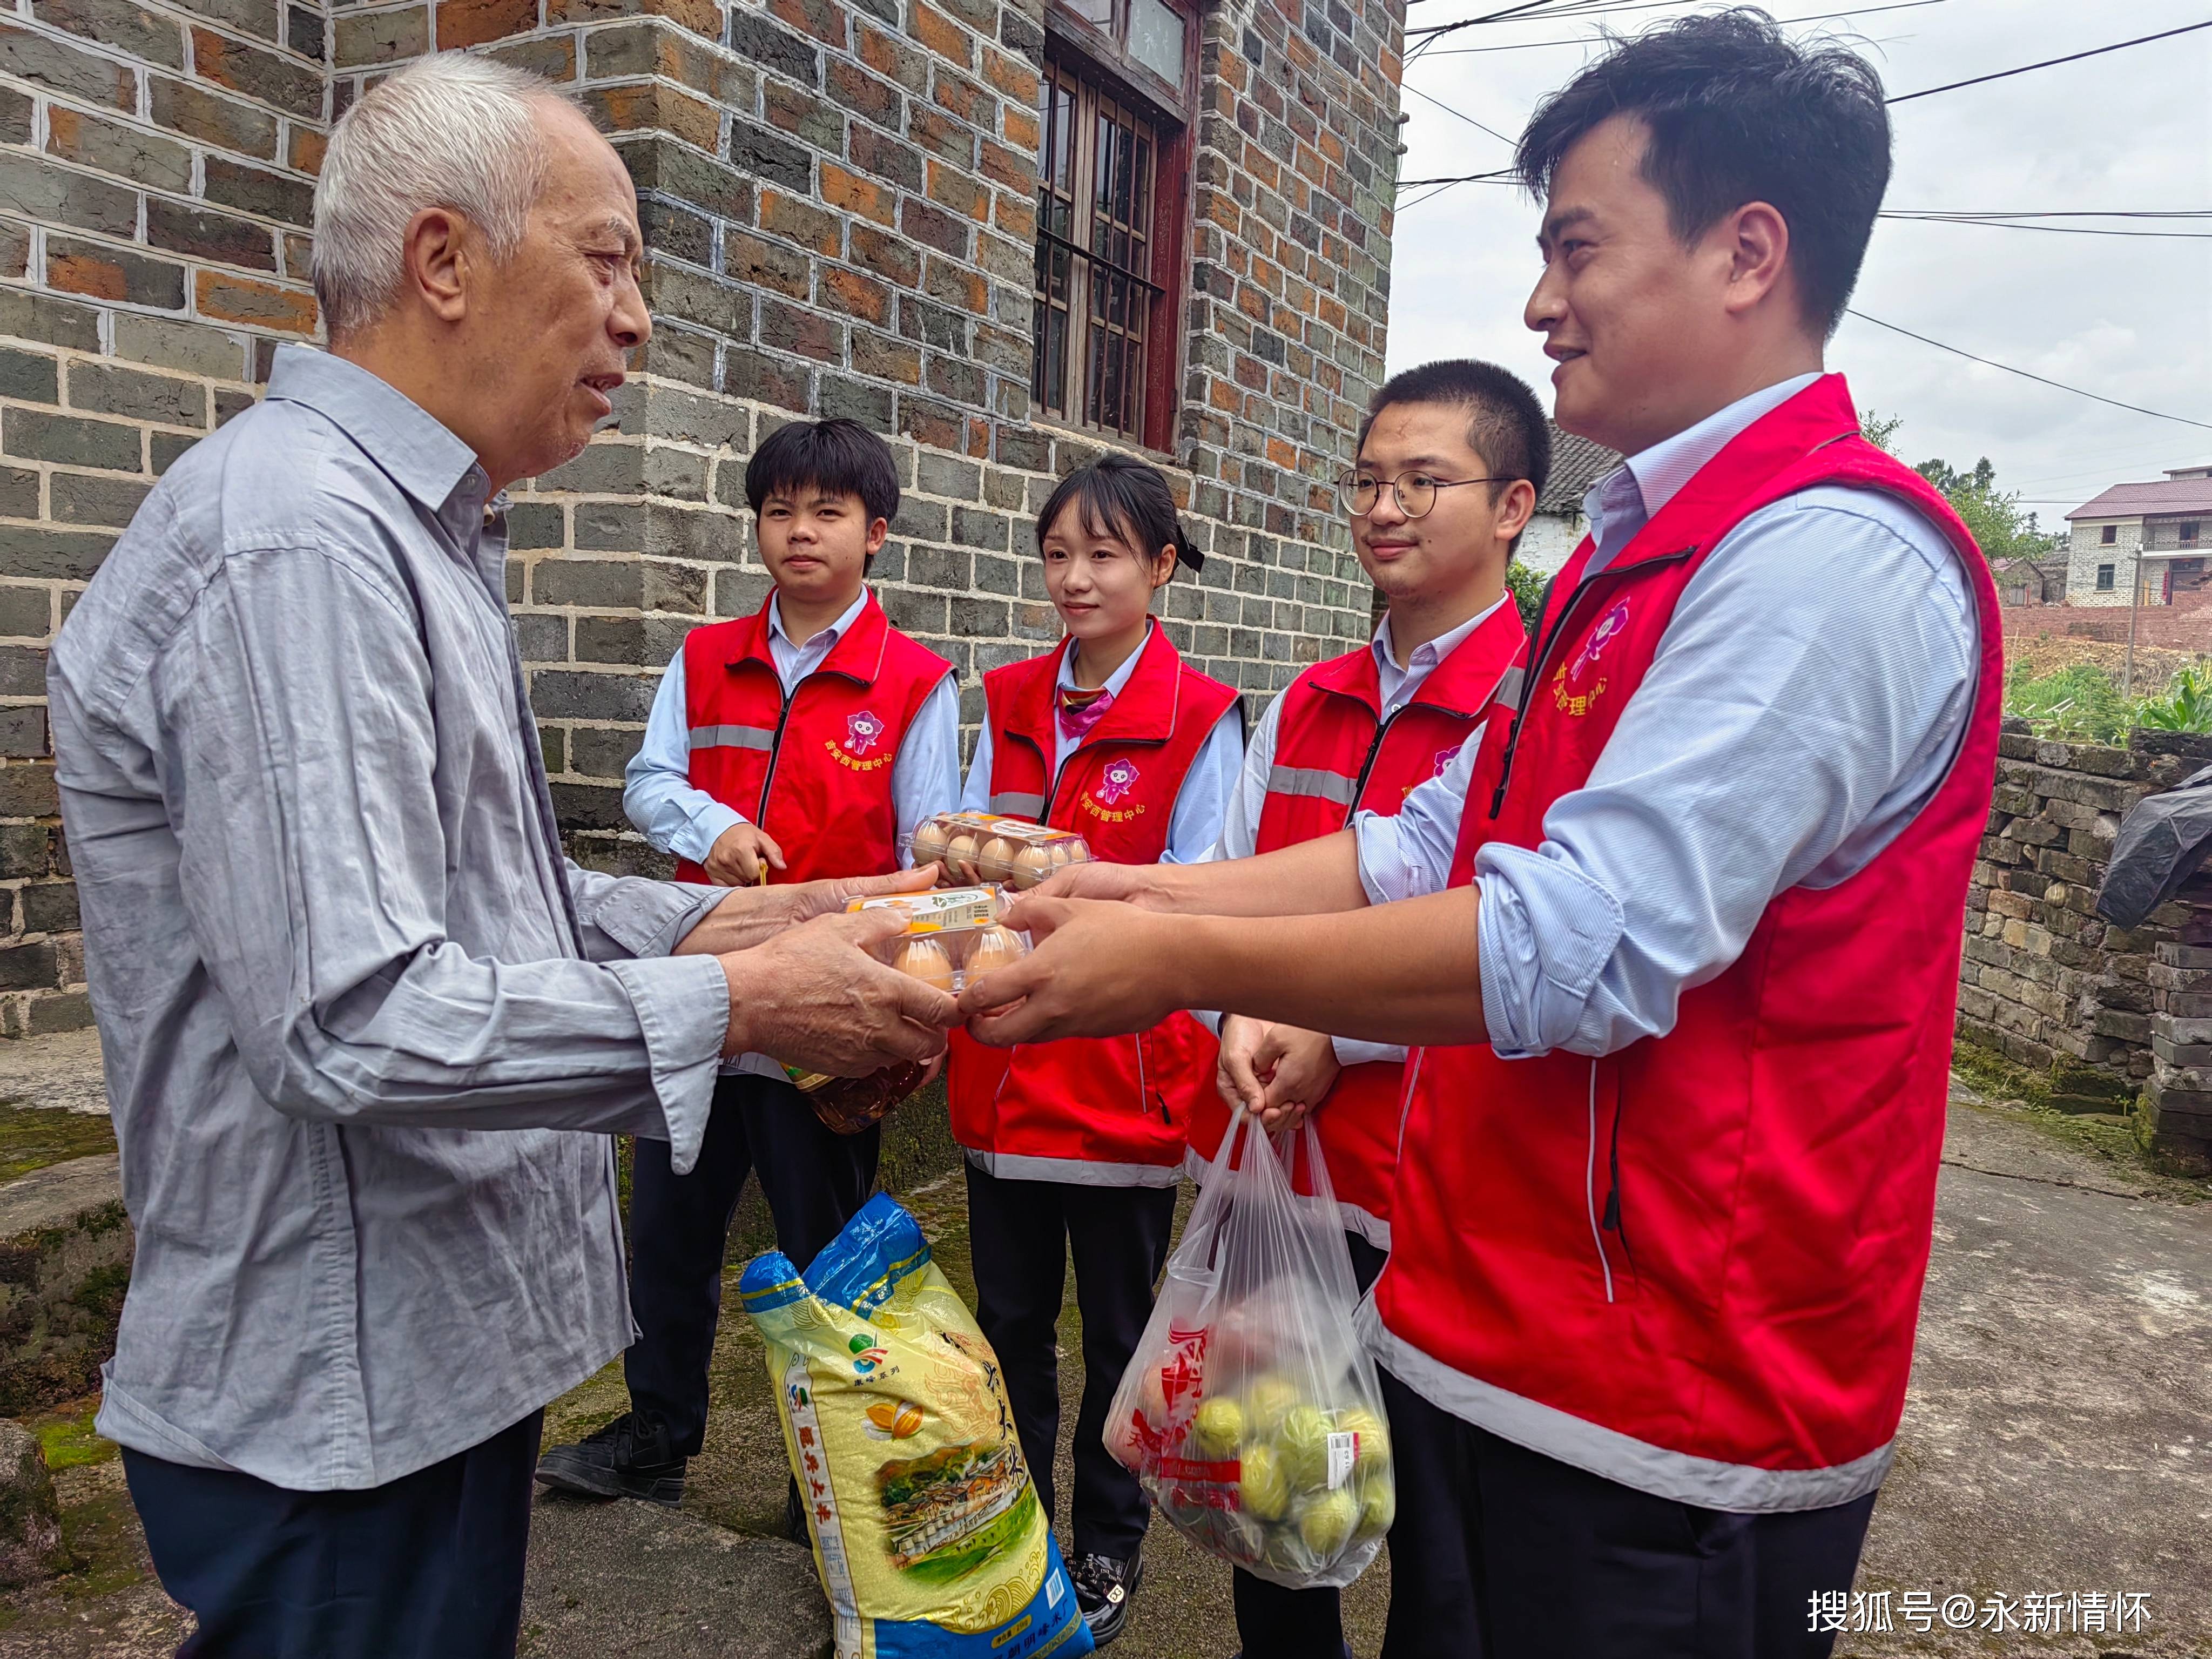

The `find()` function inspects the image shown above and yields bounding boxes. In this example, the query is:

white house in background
[2064,466,2212,607]
[1518,427,1622,577]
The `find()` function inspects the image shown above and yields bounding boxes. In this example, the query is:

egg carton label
[851,887,1000,931]
[1326,1431,1358,1491]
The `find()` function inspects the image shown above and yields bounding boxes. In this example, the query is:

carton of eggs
[847,886,1031,989]
[902,813,1092,889]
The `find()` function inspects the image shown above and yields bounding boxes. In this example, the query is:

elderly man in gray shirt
[48,52,956,1658]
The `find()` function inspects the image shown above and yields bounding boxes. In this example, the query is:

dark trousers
[627,1071,880,1458]
[1377,1371,1877,1658]
[1232,1230,1388,1659]
[965,1162,1176,1561]
[123,1410,542,1659]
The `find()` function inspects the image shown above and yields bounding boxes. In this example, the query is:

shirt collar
[1583,372,1823,558]
[768,588,869,655]
[1056,621,1152,699]
[1371,598,1501,678]
[262,345,485,517]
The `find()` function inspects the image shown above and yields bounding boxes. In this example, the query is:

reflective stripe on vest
[1264,764,1359,807]
[989,791,1046,818]
[688,724,775,752]
[1491,664,1526,712]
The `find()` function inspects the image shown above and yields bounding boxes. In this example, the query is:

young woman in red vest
[1188,360,1541,1659]
[949,453,1244,1646]
[961,17,2003,1657]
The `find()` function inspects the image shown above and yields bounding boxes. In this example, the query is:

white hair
[312,53,567,339]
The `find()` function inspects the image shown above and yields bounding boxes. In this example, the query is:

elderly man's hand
[718,904,959,1075]
[957,896,1187,1046]
[1017,859,1183,912]
[675,867,938,958]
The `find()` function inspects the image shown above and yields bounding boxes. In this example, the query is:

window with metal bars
[1031,2,1192,450]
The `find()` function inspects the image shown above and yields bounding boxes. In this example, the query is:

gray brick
[0,758,57,814]
[915,453,981,500]
[511,611,568,663]
[643,446,709,502]
[726,10,819,88]
[188,24,319,114]
[0,348,58,406]
[643,559,706,614]
[0,705,48,759]
[204,157,316,228]
[569,724,643,779]
[69,362,207,428]
[539,442,646,495]
[35,0,185,70]
[506,502,564,549]
[714,564,772,616]
[575,501,646,551]
[0,152,137,238]
[535,558,643,609]
[44,107,193,192]
[575,615,647,664]
[950,505,1009,550]
[51,470,152,527]
[0,522,113,581]
[0,22,136,109]
[549,780,627,832]
[530,668,656,723]
[0,470,39,522]
[4,408,139,471]
[151,431,198,474]
[0,937,56,986]
[45,234,188,311]
[0,644,43,697]
[729,120,814,193]
[20,880,77,934]
[539,725,564,777]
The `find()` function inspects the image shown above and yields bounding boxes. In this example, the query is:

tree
[1913,455,2063,564]
[1859,409,1904,454]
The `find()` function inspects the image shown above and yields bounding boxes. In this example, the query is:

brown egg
[910,820,949,868]
[892,936,955,992]
[977,836,1019,878]
[964,925,1026,977]
[944,832,979,872]
[1060,838,1091,864]
[1010,844,1057,889]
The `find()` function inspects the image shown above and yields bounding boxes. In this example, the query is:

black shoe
[534,1411,686,1507]
[1071,1545,1143,1647]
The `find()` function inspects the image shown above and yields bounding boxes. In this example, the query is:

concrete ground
[0,1038,2205,1657]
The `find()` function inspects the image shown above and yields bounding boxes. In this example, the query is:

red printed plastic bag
[1103,1111,1393,1589]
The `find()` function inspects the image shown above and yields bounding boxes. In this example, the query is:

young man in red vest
[963,16,2001,1655]
[1190,359,1541,1657]
[538,417,958,1509]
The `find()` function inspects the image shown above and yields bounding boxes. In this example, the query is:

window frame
[1033,0,1198,454]
[2100,524,2117,545]
[2096,563,2116,591]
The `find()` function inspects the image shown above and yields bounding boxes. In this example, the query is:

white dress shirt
[624,588,961,1077]
[958,629,1245,864]
[1202,596,1513,1067]
[1357,374,1979,1058]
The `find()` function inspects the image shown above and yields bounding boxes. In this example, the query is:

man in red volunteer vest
[1189,360,1540,1658]
[538,417,957,1512]
[962,16,2001,1655]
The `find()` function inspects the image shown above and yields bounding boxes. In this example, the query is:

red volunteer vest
[1183,599,1528,1245]
[1373,375,2003,1512]
[948,624,1242,1184]
[676,592,953,885]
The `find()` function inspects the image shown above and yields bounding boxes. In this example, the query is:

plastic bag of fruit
[740,1193,1093,1658]
[1103,1111,1393,1590]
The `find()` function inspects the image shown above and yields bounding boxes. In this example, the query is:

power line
[1886,18,2212,103]
[1408,1,1569,42]
[1421,0,1945,55]
[1845,311,2212,433]
[1400,82,1518,145]
[1885,210,2212,219]
[1395,168,1520,189]
[1881,214,2212,240]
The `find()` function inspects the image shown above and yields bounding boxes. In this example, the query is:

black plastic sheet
[2094,765,2212,929]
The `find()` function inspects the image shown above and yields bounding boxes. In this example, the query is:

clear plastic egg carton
[907,812,1092,889]
[847,886,1031,990]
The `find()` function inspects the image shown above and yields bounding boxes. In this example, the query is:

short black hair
[744,417,900,526]
[1358,359,1552,511]
[1035,452,1202,575]
[1515,7,1890,338]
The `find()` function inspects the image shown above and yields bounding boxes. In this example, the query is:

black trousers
[1231,1230,1389,1659]
[1377,1371,1878,1659]
[123,1410,542,1659]
[965,1161,1176,1561]
[627,1071,880,1457]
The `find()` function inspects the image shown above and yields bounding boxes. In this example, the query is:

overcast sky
[1385,0,2212,526]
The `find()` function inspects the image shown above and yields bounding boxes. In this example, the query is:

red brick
[288,124,327,176]
[899,197,966,260]
[851,328,920,384]
[767,0,844,48]
[583,82,717,151]
[1002,102,1038,152]
[977,136,1030,192]
[909,2,972,69]
[194,269,316,333]
[825,58,900,129]
[848,223,920,288]
[819,162,894,227]
[758,296,841,362]
[759,187,840,257]
[821,265,889,326]
[436,0,537,49]
[931,66,988,125]
[980,48,1037,105]
[548,0,717,36]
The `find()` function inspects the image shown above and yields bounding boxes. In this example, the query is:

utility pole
[2123,547,2144,700]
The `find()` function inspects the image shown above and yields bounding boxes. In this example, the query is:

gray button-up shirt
[50,345,729,1491]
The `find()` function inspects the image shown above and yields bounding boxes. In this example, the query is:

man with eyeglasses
[1179,358,1545,1659]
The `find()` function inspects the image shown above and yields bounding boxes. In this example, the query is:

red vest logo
[1552,598,1629,717]
[844,710,886,754]
[1096,758,1140,804]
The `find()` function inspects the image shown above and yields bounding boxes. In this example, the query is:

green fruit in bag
[1337,1406,1391,1472]
[1239,1443,1290,1522]
[1278,1405,1334,1491]
[1356,1473,1396,1539]
[1296,1488,1358,1556]
[1192,1397,1244,1459]
[1243,1374,1298,1438]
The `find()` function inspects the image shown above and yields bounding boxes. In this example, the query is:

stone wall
[0,0,1411,1031]
[1959,718,2212,1165]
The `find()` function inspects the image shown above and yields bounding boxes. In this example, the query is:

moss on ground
[1951,1041,2207,1195]
[0,1107,116,1184]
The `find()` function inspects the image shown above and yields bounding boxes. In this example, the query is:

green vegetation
[1504,562,1545,634]
[0,1106,117,1183]
[1858,412,2065,567]
[2005,657,2212,741]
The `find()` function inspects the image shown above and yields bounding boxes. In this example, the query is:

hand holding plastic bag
[1103,1111,1393,1589]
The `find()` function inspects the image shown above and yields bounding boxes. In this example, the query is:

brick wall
[0,0,1408,1033]
[1958,718,2212,1166]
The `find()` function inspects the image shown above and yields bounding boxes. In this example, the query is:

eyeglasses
[1338,471,1513,520]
